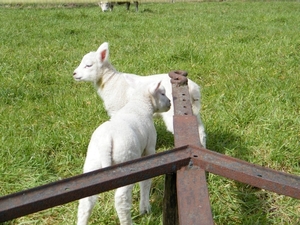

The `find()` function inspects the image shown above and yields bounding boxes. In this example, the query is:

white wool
[77,77,171,225]
[98,1,138,12]
[73,42,206,147]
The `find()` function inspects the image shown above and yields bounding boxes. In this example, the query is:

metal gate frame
[0,71,299,224]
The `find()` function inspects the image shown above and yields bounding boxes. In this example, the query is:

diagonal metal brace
[0,146,191,222]
[189,145,300,199]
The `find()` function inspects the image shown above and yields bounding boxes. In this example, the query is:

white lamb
[77,76,171,225]
[73,42,206,148]
[98,1,139,12]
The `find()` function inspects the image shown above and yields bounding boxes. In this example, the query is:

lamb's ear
[148,80,162,95]
[96,42,109,63]
[123,74,140,89]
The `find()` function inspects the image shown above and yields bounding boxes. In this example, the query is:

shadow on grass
[207,128,271,224]
[154,119,174,150]
[138,120,273,223]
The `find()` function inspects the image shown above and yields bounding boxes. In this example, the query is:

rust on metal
[0,146,191,222]
[177,166,213,225]
[173,115,201,148]
[188,145,300,199]
[164,70,213,225]
[175,164,214,225]
[169,70,188,86]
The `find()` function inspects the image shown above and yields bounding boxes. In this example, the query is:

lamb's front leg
[138,145,154,215]
[115,184,134,225]
[77,195,98,225]
[139,179,152,214]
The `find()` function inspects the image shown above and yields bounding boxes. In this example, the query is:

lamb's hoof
[139,204,151,215]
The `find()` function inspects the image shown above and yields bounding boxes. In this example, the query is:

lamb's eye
[85,64,92,68]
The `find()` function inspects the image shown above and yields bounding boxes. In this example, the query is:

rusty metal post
[163,71,213,225]
[177,166,212,225]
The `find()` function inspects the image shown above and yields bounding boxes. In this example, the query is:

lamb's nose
[73,72,76,76]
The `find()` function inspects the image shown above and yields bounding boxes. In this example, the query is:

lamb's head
[73,42,110,82]
[124,74,171,113]
[148,80,171,113]
[98,2,111,12]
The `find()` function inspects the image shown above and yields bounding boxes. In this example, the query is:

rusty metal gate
[0,71,299,224]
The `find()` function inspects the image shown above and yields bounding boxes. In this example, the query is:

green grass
[0,1,299,224]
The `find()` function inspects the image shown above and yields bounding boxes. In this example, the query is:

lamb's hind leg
[138,146,154,215]
[139,179,152,214]
[196,113,206,148]
[77,144,106,225]
[115,184,134,225]
[125,2,130,10]
[77,195,98,225]
[134,1,138,11]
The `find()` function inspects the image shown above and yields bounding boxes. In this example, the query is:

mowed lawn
[0,1,299,224]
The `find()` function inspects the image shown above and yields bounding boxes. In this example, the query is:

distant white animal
[98,1,139,12]
[77,76,171,225]
[73,42,206,148]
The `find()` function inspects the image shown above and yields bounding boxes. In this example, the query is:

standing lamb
[77,76,171,225]
[73,42,206,148]
[98,1,139,12]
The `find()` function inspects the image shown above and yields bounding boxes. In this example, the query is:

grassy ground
[0,1,299,224]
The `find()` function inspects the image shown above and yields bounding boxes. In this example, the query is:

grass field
[1,1,299,224]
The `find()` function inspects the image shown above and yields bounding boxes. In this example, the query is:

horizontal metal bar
[189,145,300,199]
[1,144,299,222]
[0,146,191,222]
